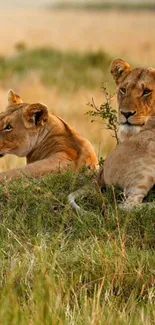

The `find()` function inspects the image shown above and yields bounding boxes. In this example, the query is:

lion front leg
[0,154,77,183]
[119,193,144,211]
[119,177,155,211]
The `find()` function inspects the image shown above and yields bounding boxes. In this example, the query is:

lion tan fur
[111,59,155,142]
[97,117,155,210]
[0,90,98,183]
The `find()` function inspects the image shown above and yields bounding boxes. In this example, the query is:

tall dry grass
[0,9,154,65]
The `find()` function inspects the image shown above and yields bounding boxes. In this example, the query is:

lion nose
[121,111,136,119]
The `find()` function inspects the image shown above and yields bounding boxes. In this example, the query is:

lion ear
[8,89,23,105]
[23,103,48,128]
[148,67,155,74]
[110,59,131,85]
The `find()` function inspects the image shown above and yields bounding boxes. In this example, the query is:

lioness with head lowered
[0,90,98,183]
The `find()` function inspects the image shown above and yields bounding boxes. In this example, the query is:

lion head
[111,59,155,142]
[0,90,48,158]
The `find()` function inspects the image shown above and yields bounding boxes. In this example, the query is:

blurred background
[0,0,154,171]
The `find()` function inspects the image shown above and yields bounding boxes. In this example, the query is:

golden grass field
[0,9,155,63]
[0,7,154,172]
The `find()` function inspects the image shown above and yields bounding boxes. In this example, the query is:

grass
[0,170,155,324]
[52,2,155,11]
[0,47,111,91]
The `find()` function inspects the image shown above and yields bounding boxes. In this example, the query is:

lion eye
[119,87,126,95]
[4,124,12,132]
[142,88,152,96]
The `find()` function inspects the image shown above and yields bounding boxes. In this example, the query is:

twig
[86,84,119,144]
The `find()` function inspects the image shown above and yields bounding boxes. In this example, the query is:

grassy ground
[52,1,155,11]
[0,47,111,91]
[0,170,155,324]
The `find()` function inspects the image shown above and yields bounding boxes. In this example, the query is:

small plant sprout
[86,83,119,144]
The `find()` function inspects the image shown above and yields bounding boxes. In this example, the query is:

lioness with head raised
[111,58,155,142]
[97,59,155,210]
[0,90,98,183]
[69,59,155,212]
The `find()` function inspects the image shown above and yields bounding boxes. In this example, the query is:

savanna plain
[0,4,155,324]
